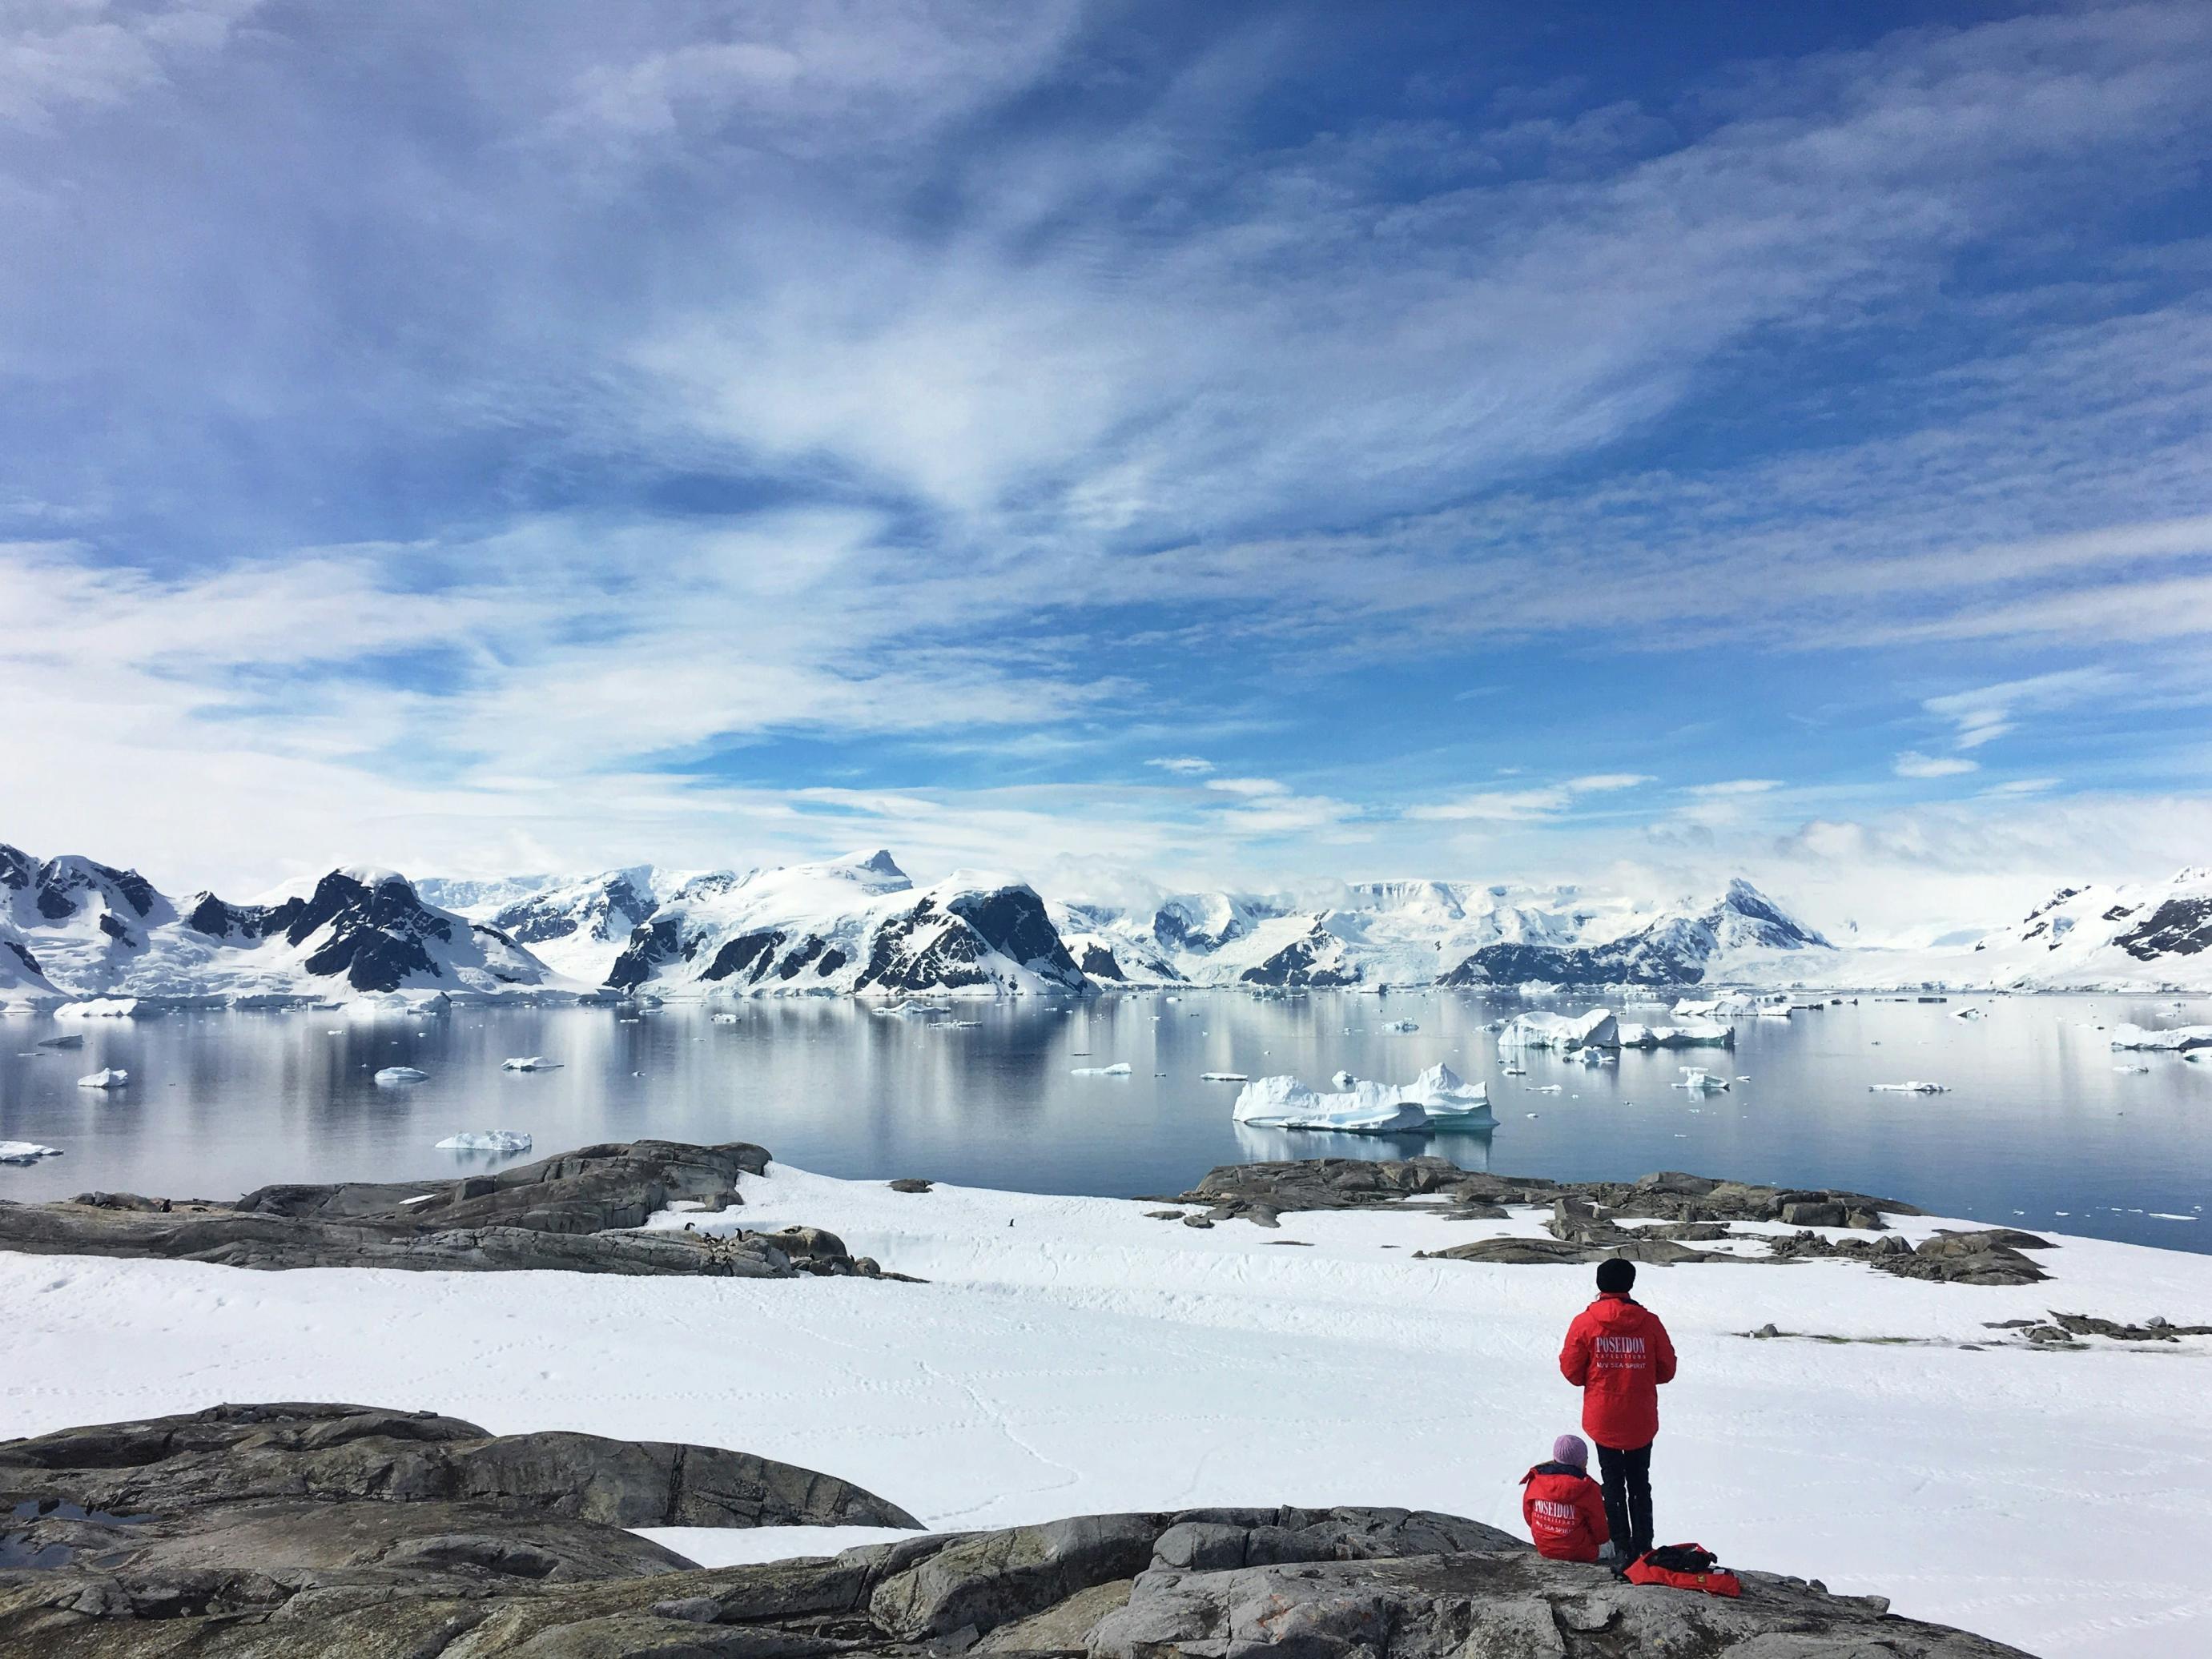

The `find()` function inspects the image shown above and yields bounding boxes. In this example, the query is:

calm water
[3,990,2207,1251]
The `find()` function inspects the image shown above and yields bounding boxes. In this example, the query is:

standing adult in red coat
[1558,1257,1677,1561]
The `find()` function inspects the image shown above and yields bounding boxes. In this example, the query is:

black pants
[1595,1440,1652,1554]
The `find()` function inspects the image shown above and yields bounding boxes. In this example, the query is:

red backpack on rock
[1623,1543,1742,1598]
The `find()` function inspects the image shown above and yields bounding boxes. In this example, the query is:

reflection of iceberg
[1498,1009,1618,1053]
[2109,1023,2212,1053]
[1671,1066,1729,1092]
[76,1067,129,1089]
[374,1066,429,1085]
[501,1055,563,1071]
[435,1130,533,1152]
[1071,1062,1132,1076]
[0,1140,63,1163]
[1619,1019,1735,1049]
[1868,1080,1949,1094]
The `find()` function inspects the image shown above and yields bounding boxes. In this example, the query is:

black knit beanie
[1595,1257,1636,1294]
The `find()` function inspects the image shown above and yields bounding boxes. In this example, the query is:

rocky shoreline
[0,1405,2029,1657]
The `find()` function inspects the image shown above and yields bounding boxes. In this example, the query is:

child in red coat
[1519,1433,1609,1562]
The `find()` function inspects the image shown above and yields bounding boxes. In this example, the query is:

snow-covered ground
[7,1163,2209,1656]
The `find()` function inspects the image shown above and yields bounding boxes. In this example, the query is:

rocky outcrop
[0,1140,896,1279]
[0,1482,2029,1657]
[1768,1227,2053,1287]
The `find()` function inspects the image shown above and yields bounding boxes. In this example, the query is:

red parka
[1519,1461,1609,1562]
[1559,1291,1677,1450]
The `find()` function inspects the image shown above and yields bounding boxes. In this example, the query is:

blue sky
[2,0,2209,935]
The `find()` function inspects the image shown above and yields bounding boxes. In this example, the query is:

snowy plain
[6,1161,2210,1657]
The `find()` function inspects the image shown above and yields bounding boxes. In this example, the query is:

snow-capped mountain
[1956,867,2212,988]
[424,868,662,984]
[0,845,558,1006]
[603,850,1091,998]
[1058,876,1832,989]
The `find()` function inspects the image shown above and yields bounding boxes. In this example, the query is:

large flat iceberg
[1233,1062,1492,1135]
[0,1140,63,1165]
[1618,1018,1735,1049]
[75,1067,128,1089]
[434,1131,534,1153]
[501,1055,564,1071]
[374,1066,429,1085]
[2108,1023,2212,1053]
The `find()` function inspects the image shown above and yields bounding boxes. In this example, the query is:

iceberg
[35,1034,86,1050]
[1199,1071,1248,1082]
[1380,1018,1420,1034]
[434,1131,533,1153]
[56,998,143,1020]
[501,1055,564,1071]
[1868,1081,1950,1094]
[1398,1062,1493,1125]
[1671,1066,1730,1092]
[710,1012,740,1024]
[1497,1008,1618,1053]
[1671,998,1721,1018]
[1330,1069,1359,1089]
[1071,1062,1132,1076]
[1619,1019,1735,1049]
[374,1066,430,1085]
[0,1140,63,1165]
[2109,1023,2212,1053]
[76,1067,129,1089]
[1233,1076,1429,1135]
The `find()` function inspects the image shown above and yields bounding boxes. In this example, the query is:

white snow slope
[7,1163,2206,1657]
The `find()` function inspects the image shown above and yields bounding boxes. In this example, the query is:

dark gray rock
[0,1141,895,1280]
[0,1490,2027,1658]
[0,1403,921,1532]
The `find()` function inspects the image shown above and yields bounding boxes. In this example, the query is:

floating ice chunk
[2115,1063,2150,1075]
[1671,1066,1729,1093]
[1330,1069,1359,1089]
[1071,1062,1132,1076]
[1954,1006,1985,1020]
[434,1130,533,1153]
[1380,1019,1420,1034]
[76,1067,129,1089]
[710,1013,739,1024]
[2108,1023,2212,1053]
[0,1140,63,1164]
[1530,1083,1562,1095]
[1233,1075,1429,1135]
[1619,1019,1735,1049]
[35,1034,86,1050]
[374,1066,430,1085]
[1200,1071,1249,1082]
[1671,998,1721,1018]
[501,1055,563,1071]
[1398,1063,1493,1126]
[1498,1009,1617,1053]
[1868,1080,1949,1094]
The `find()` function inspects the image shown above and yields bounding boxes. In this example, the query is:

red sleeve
[1575,1480,1610,1552]
[1520,1483,1538,1537]
[1651,1313,1678,1385]
[1559,1310,1591,1388]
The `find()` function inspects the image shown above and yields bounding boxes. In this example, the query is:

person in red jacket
[1558,1256,1676,1561]
[1519,1432,1609,1562]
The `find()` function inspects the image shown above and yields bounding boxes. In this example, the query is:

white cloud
[1409,774,1651,822]
[1893,751,1981,779]
[1685,779,1782,797]
[1203,777,1290,798]
[1146,756,1215,776]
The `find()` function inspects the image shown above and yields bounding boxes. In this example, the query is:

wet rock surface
[0,1141,894,1279]
[0,1486,2026,1657]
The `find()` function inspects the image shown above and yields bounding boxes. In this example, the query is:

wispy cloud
[1894,751,1981,780]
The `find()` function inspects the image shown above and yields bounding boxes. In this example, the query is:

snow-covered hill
[424,868,662,984]
[0,845,561,1007]
[603,850,1091,999]
[1059,876,1833,989]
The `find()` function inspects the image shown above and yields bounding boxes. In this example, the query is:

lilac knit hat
[1552,1433,1590,1468]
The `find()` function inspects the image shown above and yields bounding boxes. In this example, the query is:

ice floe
[500,1055,564,1071]
[2108,1022,2212,1053]
[75,1067,128,1089]
[1233,1062,1492,1134]
[1496,1008,1617,1052]
[1070,1062,1132,1076]
[1618,1018,1735,1049]
[0,1141,63,1165]
[1868,1081,1950,1094]
[1199,1071,1248,1082]
[34,1034,85,1050]
[1379,1018,1420,1034]
[434,1131,533,1153]
[374,1066,430,1085]
[1672,1066,1730,1092]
